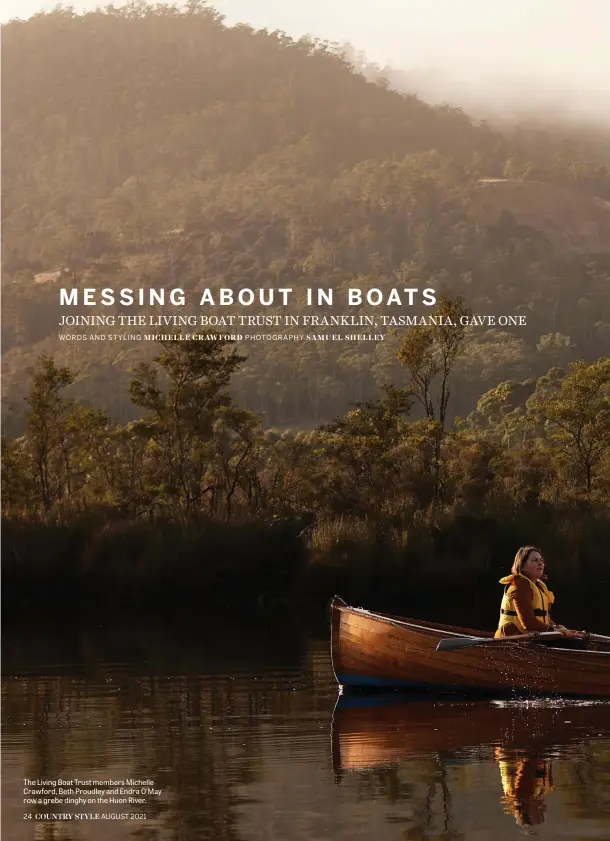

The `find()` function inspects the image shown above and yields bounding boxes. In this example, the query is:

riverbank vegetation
[2,3,610,609]
[3,304,609,607]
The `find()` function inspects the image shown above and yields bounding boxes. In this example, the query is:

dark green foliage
[3,344,609,607]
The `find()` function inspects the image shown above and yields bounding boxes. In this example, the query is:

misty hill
[348,52,610,168]
[2,2,510,275]
[2,3,610,430]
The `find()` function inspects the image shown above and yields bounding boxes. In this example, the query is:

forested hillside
[3,3,610,607]
[3,1,610,430]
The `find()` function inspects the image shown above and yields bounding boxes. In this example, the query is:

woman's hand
[551,624,574,636]
[552,624,586,638]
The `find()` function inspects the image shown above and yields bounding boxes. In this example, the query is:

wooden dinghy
[332,694,610,772]
[330,597,610,697]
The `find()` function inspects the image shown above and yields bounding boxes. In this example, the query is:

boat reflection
[331,692,610,827]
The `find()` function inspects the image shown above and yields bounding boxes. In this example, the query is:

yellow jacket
[496,573,555,636]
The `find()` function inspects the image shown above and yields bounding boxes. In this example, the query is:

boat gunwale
[331,596,493,640]
[340,606,482,638]
[332,599,610,658]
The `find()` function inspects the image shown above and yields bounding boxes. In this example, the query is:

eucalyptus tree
[397,296,471,503]
[128,334,257,518]
[527,358,610,495]
[23,354,75,512]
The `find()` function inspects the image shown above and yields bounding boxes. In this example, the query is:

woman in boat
[495,546,576,638]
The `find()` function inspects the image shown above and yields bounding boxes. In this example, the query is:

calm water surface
[2,616,610,841]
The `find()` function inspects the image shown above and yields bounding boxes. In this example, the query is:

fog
[374,64,610,136]
[3,0,609,128]
[215,0,610,129]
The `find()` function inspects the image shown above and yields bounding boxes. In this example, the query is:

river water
[2,615,610,841]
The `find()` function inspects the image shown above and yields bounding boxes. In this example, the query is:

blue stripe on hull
[336,673,449,690]
[335,674,525,697]
[334,674,510,695]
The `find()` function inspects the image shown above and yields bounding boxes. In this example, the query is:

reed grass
[3,497,609,611]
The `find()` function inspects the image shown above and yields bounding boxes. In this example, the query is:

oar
[436,631,564,653]
[587,632,610,644]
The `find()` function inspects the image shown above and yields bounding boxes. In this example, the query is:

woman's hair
[511,545,546,578]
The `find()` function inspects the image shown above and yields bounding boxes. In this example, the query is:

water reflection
[495,747,552,826]
[2,619,335,841]
[332,693,610,833]
[2,620,610,840]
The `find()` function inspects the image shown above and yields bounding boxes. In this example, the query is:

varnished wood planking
[330,598,610,696]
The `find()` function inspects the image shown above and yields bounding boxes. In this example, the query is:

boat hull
[330,597,610,697]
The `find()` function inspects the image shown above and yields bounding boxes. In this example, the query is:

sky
[2,0,609,122]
